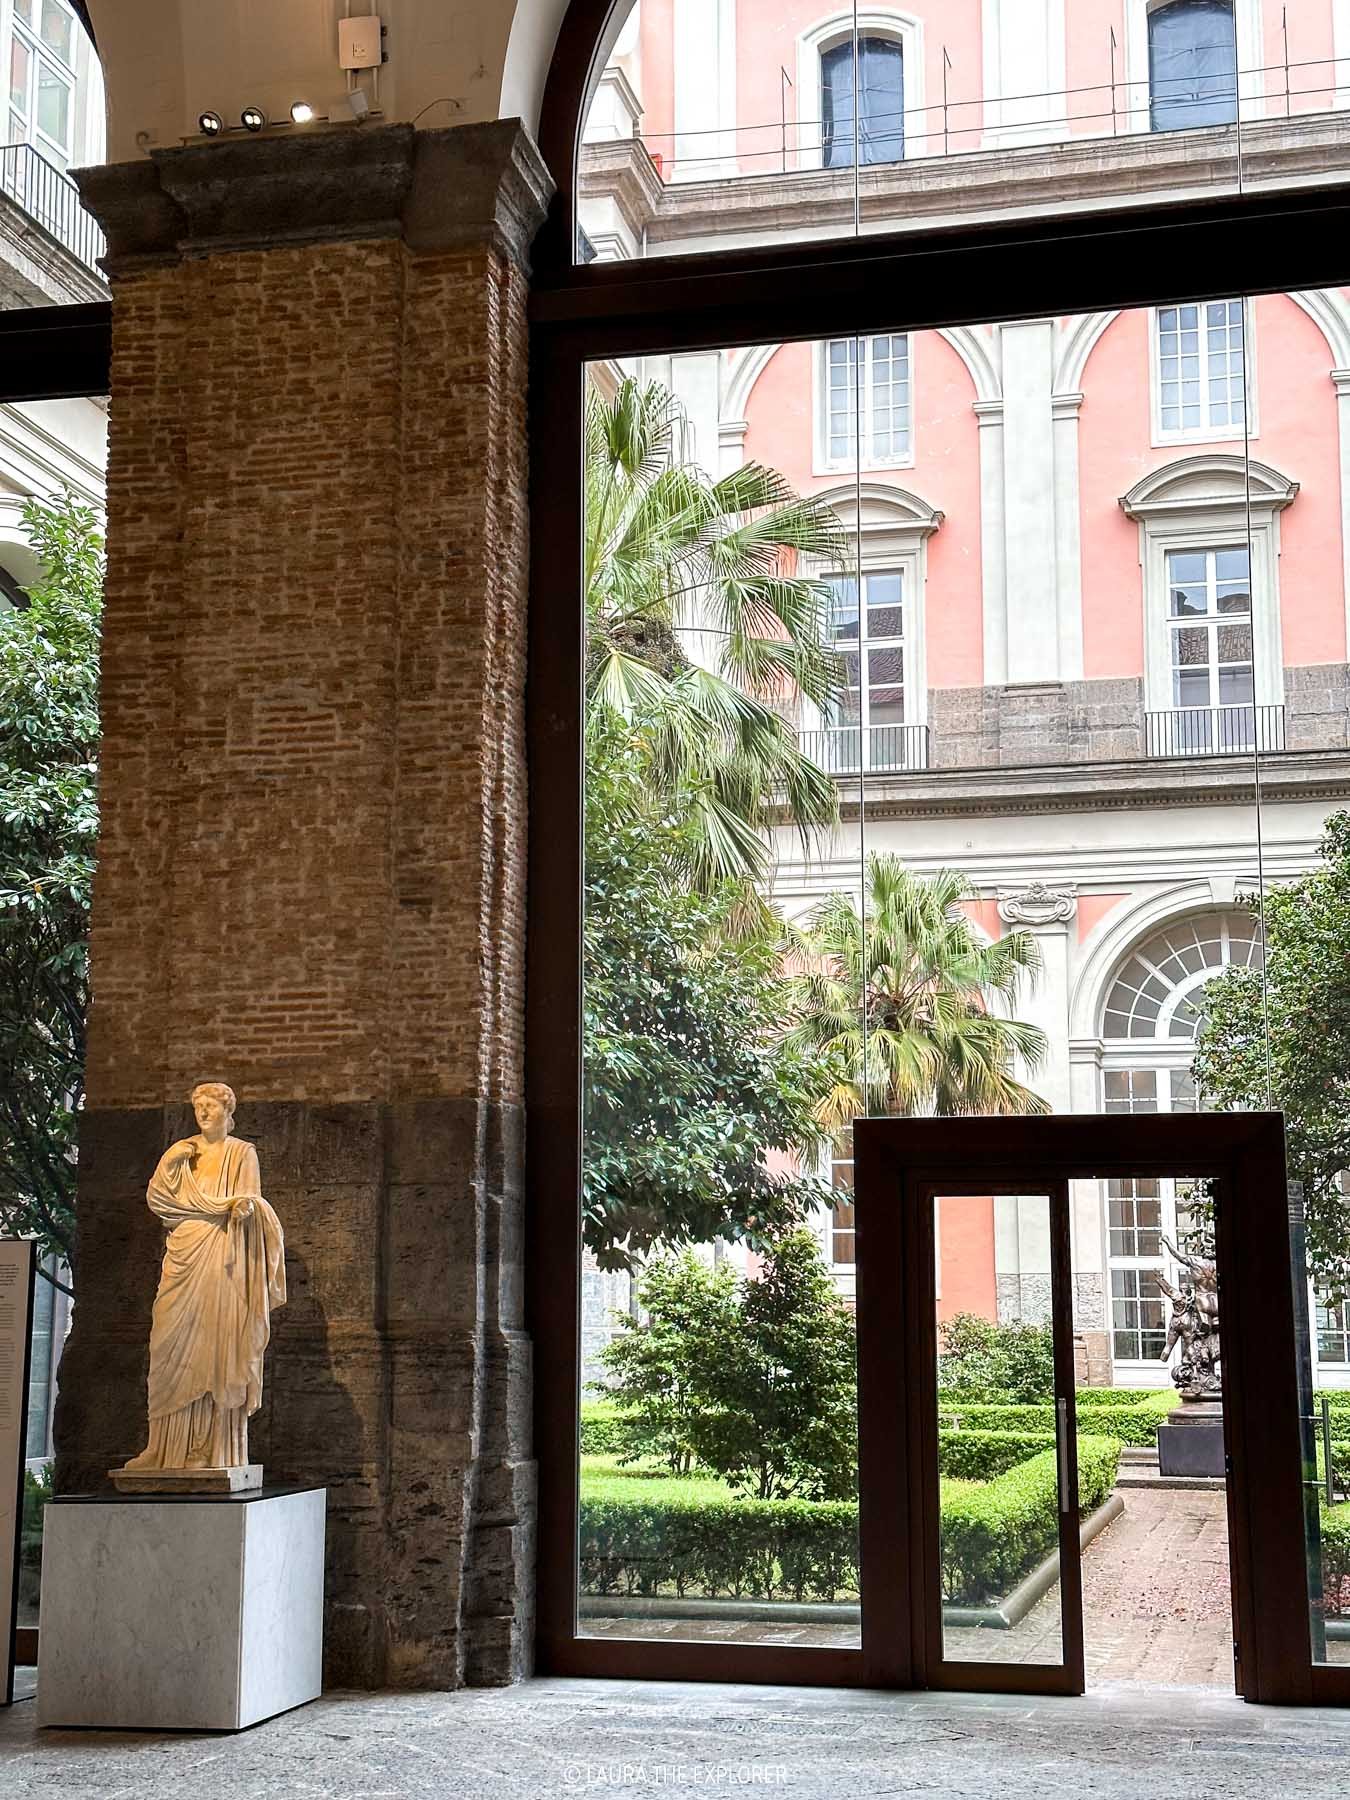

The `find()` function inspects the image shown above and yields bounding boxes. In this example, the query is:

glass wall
[575,269,1350,1675]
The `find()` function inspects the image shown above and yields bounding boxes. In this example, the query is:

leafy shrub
[1075,1387,1173,1408]
[940,1435,1120,1606]
[1320,1500,1350,1617]
[600,1232,858,1500]
[937,1313,1055,1404]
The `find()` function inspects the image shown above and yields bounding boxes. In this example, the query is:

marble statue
[112,1082,286,1492]
[1158,1235,1221,1401]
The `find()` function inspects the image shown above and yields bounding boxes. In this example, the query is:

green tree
[0,494,103,1284]
[785,852,1049,1128]
[1194,811,1350,1295]
[600,1230,857,1501]
[586,377,844,892]
[937,1312,1056,1404]
[584,719,833,1271]
[595,1252,740,1475]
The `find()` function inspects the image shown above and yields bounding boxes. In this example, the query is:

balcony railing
[798,724,929,775]
[0,142,105,276]
[1145,704,1286,759]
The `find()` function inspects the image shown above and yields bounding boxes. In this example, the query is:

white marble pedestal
[37,1484,325,1730]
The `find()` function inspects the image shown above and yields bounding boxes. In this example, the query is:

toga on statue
[117,1082,286,1479]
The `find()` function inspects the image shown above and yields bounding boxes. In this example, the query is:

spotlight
[289,100,314,125]
[198,111,223,136]
[240,106,267,133]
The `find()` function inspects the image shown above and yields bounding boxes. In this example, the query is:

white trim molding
[981,0,1068,150]
[796,9,929,169]
[807,480,944,733]
[1123,0,1263,137]
[672,0,737,180]
[1120,452,1298,713]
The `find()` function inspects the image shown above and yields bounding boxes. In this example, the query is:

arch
[796,10,928,168]
[1288,289,1350,372]
[938,326,1001,404]
[722,343,781,423]
[1068,882,1256,1041]
[1055,310,1121,393]
[811,478,945,536]
[1100,906,1260,1040]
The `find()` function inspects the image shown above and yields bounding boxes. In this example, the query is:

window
[1148,0,1238,133]
[830,1135,855,1267]
[1109,1176,1164,1258]
[10,0,75,169]
[1317,1297,1350,1366]
[823,567,911,769]
[823,333,910,467]
[1104,1068,1199,1113]
[1156,300,1245,435]
[1166,545,1255,745]
[821,35,904,169]
[1111,1264,1169,1360]
[1103,910,1260,1041]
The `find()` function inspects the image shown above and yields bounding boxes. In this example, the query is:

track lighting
[240,106,267,133]
[197,111,223,137]
[289,101,314,125]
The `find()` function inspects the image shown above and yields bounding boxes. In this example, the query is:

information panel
[0,1241,35,1705]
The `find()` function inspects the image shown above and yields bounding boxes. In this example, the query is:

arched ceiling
[85,0,575,164]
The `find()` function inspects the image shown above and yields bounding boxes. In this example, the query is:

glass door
[906,1180,1085,1694]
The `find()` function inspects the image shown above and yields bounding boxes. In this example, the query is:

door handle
[1057,1397,1072,1514]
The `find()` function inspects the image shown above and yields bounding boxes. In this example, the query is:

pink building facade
[578,2,1350,1391]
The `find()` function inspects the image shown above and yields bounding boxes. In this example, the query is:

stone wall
[1285,661,1350,751]
[54,122,550,1691]
[929,678,1145,769]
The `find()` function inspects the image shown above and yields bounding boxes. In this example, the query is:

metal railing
[0,142,105,276]
[798,723,929,775]
[1145,704,1286,759]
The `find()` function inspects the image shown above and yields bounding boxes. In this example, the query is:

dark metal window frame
[528,0,1350,1701]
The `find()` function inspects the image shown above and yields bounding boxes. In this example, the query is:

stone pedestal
[1156,1398,1227,1478]
[110,1462,262,1494]
[37,1485,325,1730]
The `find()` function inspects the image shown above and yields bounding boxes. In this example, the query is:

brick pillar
[54,122,551,1689]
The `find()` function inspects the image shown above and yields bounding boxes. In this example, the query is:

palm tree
[785,854,1050,1125]
[586,376,846,892]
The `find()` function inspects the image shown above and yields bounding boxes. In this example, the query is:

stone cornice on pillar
[74,119,554,275]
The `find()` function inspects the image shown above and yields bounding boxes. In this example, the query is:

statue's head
[190,1080,237,1135]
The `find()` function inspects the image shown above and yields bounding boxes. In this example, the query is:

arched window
[1148,0,1239,132]
[821,35,904,169]
[1102,908,1260,1041]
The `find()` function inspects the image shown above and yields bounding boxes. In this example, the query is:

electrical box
[339,15,383,71]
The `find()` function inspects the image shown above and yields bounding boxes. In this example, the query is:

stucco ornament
[996,882,1077,927]
[112,1082,286,1493]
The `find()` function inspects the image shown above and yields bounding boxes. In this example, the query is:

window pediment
[1120,454,1298,520]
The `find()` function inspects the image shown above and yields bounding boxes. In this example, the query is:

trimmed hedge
[580,1401,637,1456]
[939,1394,1172,1447]
[938,1429,1057,1481]
[579,1435,1121,1607]
[940,1435,1121,1606]
[1321,1501,1350,1617]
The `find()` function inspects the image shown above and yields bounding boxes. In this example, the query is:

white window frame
[821,563,914,768]
[1150,298,1257,445]
[796,10,929,170]
[815,332,915,474]
[9,0,77,170]
[1121,454,1295,718]
[1164,543,1256,723]
[1123,0,1264,137]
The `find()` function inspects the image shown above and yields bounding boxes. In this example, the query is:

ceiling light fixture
[240,106,267,133]
[289,101,314,125]
[197,111,223,136]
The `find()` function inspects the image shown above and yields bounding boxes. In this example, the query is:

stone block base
[38,1485,325,1729]
[109,1462,263,1494]
[1157,1401,1226,1478]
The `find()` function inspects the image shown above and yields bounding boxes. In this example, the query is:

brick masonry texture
[56,125,548,1691]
